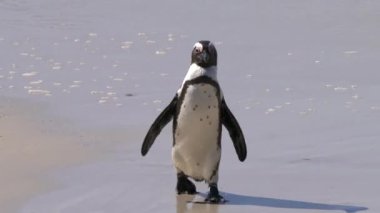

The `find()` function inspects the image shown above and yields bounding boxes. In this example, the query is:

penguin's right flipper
[141,95,178,156]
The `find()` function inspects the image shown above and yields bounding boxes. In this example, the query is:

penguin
[142,40,247,203]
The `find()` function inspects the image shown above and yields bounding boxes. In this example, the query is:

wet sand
[0,97,101,212]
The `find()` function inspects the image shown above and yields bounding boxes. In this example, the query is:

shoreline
[0,97,104,212]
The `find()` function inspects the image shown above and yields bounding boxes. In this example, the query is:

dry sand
[0,97,102,212]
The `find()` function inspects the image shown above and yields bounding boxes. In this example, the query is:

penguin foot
[177,174,197,194]
[205,184,225,203]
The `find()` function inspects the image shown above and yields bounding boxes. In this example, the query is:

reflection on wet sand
[176,192,367,213]
[176,195,220,213]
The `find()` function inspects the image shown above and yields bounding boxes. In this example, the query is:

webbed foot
[205,184,225,203]
[177,173,197,194]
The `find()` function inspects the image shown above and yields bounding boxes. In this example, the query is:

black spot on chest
[173,76,222,137]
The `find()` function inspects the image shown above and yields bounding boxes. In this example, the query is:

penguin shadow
[176,192,368,213]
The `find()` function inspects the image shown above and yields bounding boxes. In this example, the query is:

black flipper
[221,99,247,161]
[141,95,178,156]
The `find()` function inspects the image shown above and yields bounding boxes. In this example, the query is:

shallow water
[1,0,379,127]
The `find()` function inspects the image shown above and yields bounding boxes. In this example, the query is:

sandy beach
[0,97,143,212]
[1,0,380,212]
[0,97,98,212]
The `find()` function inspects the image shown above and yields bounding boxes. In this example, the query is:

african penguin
[142,40,247,203]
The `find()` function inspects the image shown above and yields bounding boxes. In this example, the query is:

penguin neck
[177,63,218,95]
[183,63,217,82]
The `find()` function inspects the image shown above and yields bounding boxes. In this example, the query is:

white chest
[173,83,221,181]
[176,83,220,139]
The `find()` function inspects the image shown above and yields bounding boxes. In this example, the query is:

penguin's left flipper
[141,95,178,156]
[221,99,247,161]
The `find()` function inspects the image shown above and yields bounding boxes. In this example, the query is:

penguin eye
[194,43,203,53]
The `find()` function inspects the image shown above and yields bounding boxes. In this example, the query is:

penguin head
[191,40,217,68]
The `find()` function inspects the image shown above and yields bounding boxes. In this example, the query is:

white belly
[172,83,221,182]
